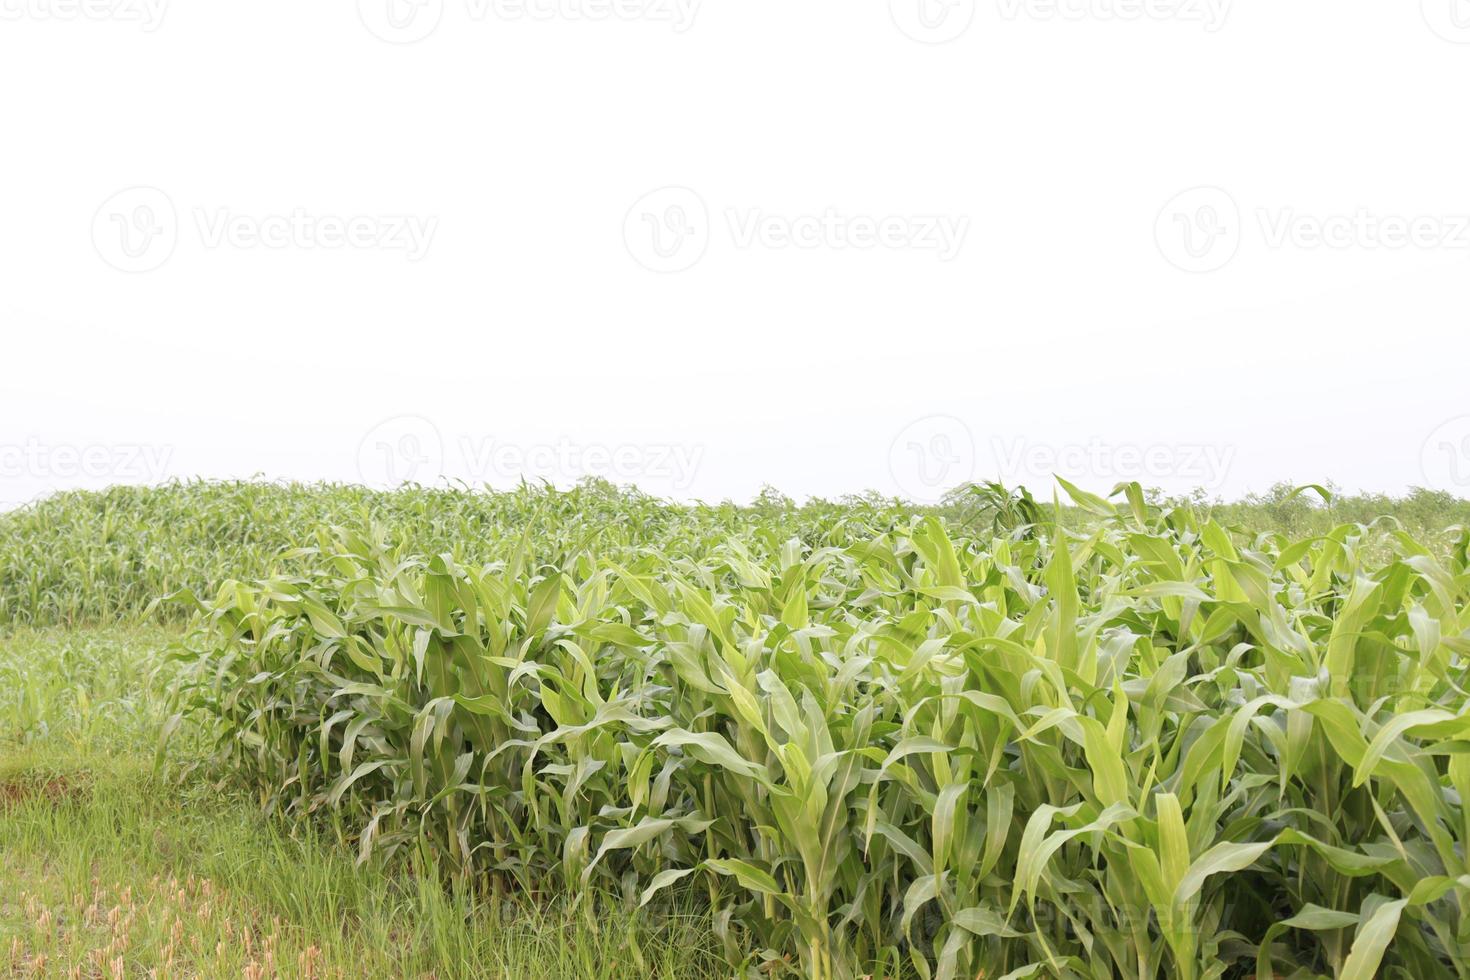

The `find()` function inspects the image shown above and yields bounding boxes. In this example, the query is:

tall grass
[159,480,1470,977]
[1,740,721,978]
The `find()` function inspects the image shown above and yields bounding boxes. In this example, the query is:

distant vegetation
[2,478,1466,629]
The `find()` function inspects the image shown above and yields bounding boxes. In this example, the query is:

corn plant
[155,481,1470,978]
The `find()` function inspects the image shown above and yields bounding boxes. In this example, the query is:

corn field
[0,481,912,629]
[157,480,1470,978]
[5,479,1466,632]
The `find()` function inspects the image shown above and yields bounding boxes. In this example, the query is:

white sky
[2,0,1469,508]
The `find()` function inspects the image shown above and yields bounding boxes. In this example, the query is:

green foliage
[0,627,724,979]
[0,480,920,629]
[3,478,1466,629]
[1168,482,1470,543]
[947,481,1044,538]
[157,481,1470,978]
[0,626,177,752]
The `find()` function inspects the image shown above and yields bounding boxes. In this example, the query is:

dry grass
[2,870,333,979]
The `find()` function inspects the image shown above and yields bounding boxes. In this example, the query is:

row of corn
[167,482,1470,977]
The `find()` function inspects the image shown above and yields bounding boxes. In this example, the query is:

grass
[4,480,1470,977]
[0,627,721,979]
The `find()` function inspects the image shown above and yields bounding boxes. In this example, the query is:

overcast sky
[3,1,1468,509]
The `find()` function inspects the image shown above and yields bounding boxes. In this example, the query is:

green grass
[0,627,721,979]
